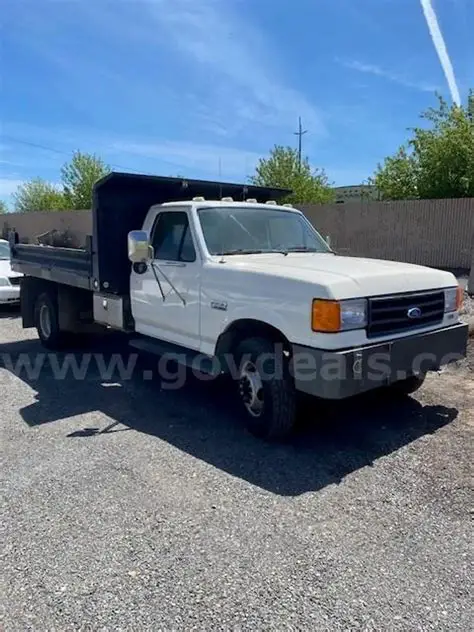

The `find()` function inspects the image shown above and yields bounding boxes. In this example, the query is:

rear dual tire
[34,292,69,351]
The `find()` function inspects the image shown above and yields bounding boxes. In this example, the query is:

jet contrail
[419,0,461,106]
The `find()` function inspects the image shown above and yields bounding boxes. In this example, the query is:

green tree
[373,91,474,200]
[370,146,418,200]
[13,179,66,213]
[61,151,110,209]
[250,145,334,204]
[0,200,8,214]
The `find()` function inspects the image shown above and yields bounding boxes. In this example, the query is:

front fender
[222,306,293,339]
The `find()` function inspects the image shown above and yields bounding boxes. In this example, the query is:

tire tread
[236,336,296,440]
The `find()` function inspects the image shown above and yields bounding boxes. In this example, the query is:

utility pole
[293,116,307,169]
[218,156,223,197]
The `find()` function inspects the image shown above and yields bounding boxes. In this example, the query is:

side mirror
[128,230,153,263]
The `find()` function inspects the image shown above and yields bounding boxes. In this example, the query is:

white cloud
[340,59,440,92]
[6,0,325,155]
[4,122,264,181]
[110,139,263,180]
[146,0,325,137]
[419,0,461,105]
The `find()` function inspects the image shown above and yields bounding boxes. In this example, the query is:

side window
[151,212,196,262]
[180,225,196,262]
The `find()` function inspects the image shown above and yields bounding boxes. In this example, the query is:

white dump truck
[11,173,468,440]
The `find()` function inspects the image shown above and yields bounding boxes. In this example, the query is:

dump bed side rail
[10,238,94,291]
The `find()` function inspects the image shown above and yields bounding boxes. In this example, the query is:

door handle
[160,261,186,267]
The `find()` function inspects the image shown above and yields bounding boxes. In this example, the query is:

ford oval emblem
[407,306,422,319]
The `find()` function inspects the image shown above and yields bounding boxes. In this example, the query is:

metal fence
[3,197,473,271]
[469,249,474,295]
[299,198,474,271]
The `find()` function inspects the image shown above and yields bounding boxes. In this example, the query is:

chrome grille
[367,290,445,338]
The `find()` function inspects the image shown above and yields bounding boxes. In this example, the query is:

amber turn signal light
[456,286,464,311]
[312,299,341,333]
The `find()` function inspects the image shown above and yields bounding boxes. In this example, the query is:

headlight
[0,277,9,287]
[312,298,368,332]
[444,286,463,313]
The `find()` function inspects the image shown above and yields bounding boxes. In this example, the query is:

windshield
[0,242,10,260]
[198,207,330,255]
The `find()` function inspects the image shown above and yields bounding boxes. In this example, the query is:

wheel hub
[239,361,264,417]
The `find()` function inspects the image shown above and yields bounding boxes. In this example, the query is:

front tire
[34,292,68,350]
[235,337,296,441]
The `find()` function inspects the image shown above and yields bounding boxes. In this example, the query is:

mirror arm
[150,262,166,301]
[152,262,187,306]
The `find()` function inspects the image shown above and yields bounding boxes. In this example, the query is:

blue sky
[1,0,473,207]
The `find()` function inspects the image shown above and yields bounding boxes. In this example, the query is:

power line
[2,135,151,175]
[2,136,71,157]
[293,116,307,169]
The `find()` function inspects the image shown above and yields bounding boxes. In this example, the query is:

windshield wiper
[285,246,336,254]
[283,246,319,253]
[218,249,264,255]
[217,247,334,256]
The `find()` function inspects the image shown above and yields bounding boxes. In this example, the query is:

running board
[128,336,219,376]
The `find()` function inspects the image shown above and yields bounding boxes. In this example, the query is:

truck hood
[220,253,456,298]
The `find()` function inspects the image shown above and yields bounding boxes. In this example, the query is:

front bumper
[0,286,20,304]
[291,323,469,400]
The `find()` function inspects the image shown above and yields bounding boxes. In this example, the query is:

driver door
[130,210,201,350]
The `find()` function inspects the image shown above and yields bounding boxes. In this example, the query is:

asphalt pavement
[1,310,473,630]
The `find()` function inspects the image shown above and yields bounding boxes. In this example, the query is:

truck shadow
[0,336,458,496]
[0,305,21,319]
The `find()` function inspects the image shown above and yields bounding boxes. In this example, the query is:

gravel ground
[460,291,474,321]
[1,311,473,631]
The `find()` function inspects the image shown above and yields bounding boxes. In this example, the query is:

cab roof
[158,200,296,210]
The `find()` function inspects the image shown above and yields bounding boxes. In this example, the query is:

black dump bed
[11,172,290,295]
